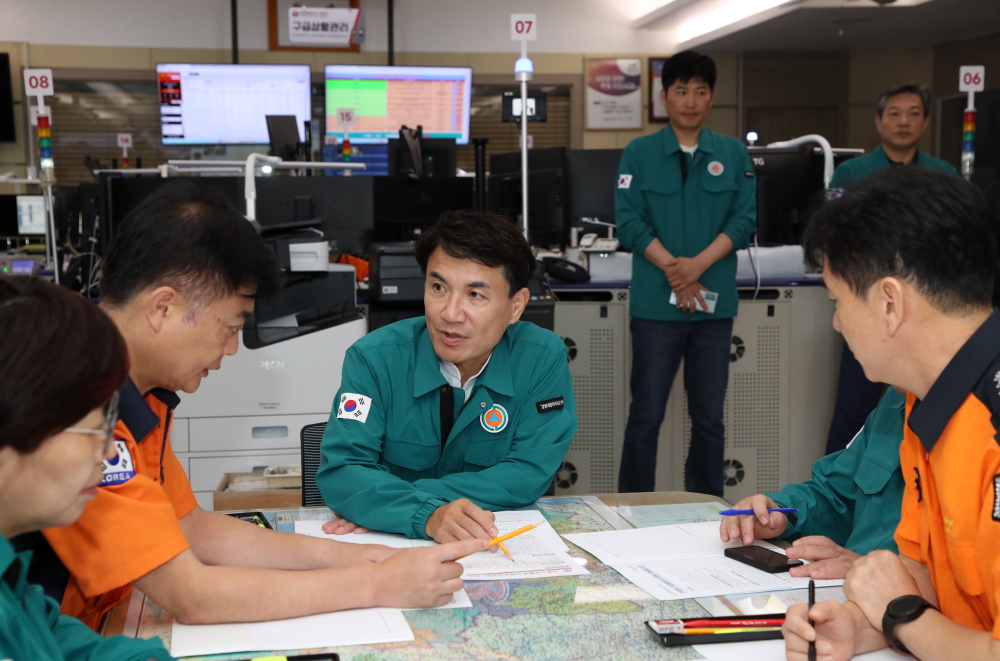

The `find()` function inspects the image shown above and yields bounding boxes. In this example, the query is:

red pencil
[649,618,785,634]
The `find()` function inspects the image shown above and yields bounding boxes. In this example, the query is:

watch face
[889,594,925,616]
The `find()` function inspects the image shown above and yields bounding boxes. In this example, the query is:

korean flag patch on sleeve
[618,174,633,189]
[337,393,373,423]
[101,439,136,486]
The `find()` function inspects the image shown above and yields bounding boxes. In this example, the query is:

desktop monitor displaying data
[324,65,472,144]
[157,63,312,145]
[16,195,46,236]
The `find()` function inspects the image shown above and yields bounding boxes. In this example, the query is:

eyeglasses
[64,391,120,456]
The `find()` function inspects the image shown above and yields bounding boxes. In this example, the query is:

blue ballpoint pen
[717,507,799,516]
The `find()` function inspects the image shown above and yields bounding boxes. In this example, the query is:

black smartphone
[225,511,273,530]
[724,545,804,573]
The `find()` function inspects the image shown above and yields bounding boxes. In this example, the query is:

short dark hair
[662,50,717,93]
[100,181,283,308]
[804,167,995,314]
[0,277,129,453]
[415,211,537,298]
[877,83,931,118]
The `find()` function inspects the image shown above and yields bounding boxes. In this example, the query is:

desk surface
[109,492,732,661]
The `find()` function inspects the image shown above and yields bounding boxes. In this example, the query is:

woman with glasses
[0,277,173,661]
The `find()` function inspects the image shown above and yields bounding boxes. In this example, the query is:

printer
[172,217,365,509]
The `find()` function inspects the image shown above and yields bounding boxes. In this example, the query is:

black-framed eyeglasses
[64,391,120,455]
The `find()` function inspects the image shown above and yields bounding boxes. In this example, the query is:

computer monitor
[0,194,16,236]
[266,115,302,160]
[487,168,565,247]
[565,149,622,227]
[387,137,457,177]
[750,146,863,245]
[324,65,472,144]
[156,63,311,145]
[372,176,474,243]
[0,54,15,143]
[16,195,46,236]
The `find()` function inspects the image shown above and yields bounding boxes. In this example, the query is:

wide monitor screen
[16,195,46,235]
[156,63,312,145]
[324,65,472,144]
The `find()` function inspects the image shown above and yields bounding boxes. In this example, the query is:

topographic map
[135,497,714,660]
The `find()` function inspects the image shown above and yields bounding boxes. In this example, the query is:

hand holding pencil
[455,520,545,561]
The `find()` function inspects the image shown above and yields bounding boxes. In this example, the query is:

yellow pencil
[455,520,545,560]
[498,541,514,561]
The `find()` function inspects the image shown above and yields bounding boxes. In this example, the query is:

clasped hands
[663,256,708,312]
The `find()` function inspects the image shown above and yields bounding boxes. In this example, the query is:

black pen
[808,579,816,661]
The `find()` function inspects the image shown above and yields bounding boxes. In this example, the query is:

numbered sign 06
[960,66,985,92]
[511,14,537,41]
[23,68,54,97]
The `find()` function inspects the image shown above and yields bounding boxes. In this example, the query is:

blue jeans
[619,317,733,497]
[825,343,885,455]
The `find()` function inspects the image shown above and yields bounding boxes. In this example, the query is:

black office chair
[300,422,327,507]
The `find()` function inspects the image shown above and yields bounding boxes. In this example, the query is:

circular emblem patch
[344,400,357,412]
[480,404,509,433]
[708,161,724,176]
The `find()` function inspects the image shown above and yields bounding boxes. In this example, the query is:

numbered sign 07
[960,66,985,92]
[23,68,54,97]
[511,14,537,41]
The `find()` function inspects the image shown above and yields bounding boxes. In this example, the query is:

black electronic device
[522,260,555,331]
[750,146,863,246]
[501,90,547,123]
[372,176,474,243]
[542,256,590,283]
[0,54,14,143]
[255,176,375,256]
[724,545,804,573]
[266,115,303,161]
[565,149,622,229]
[387,136,457,178]
[0,194,16,238]
[368,241,424,303]
[490,146,566,175]
[487,168,565,247]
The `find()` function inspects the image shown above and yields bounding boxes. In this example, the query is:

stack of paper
[295,510,589,581]
[563,521,841,601]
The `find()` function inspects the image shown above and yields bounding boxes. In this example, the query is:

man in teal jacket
[825,83,957,456]
[317,211,577,542]
[617,51,756,496]
[720,388,905,579]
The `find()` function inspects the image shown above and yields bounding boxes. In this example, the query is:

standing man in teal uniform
[825,83,957,455]
[318,211,577,542]
[616,51,756,497]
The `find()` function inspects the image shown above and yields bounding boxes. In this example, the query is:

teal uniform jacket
[766,388,906,554]
[0,538,173,661]
[830,144,957,188]
[615,126,757,321]
[317,317,577,539]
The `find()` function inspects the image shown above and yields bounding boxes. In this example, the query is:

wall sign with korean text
[288,6,362,47]
[586,58,643,129]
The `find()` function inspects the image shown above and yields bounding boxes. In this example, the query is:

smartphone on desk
[725,545,803,574]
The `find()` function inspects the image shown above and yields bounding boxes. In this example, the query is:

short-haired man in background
[615,50,757,497]
[318,211,577,543]
[824,83,958,456]
[782,167,1000,660]
[17,182,484,629]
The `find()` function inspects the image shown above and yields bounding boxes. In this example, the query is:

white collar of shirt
[680,143,698,155]
[439,354,492,403]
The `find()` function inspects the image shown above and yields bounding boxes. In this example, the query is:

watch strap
[882,595,936,655]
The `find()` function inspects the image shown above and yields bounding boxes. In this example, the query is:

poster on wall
[586,58,643,129]
[649,58,670,123]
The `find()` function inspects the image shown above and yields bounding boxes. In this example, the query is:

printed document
[611,502,726,527]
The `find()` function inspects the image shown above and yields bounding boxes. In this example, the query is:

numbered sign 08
[511,14,537,41]
[960,66,985,92]
[23,68,54,97]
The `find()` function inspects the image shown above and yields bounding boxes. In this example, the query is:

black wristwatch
[883,594,937,655]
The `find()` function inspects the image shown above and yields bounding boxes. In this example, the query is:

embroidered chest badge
[708,161,724,176]
[101,439,136,486]
[480,404,509,433]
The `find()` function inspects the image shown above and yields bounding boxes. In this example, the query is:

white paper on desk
[612,502,726,527]
[170,607,413,657]
[696,585,847,617]
[495,510,569,551]
[693,640,907,661]
[402,588,472,610]
[294,520,418,548]
[460,532,589,580]
[612,555,842,601]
